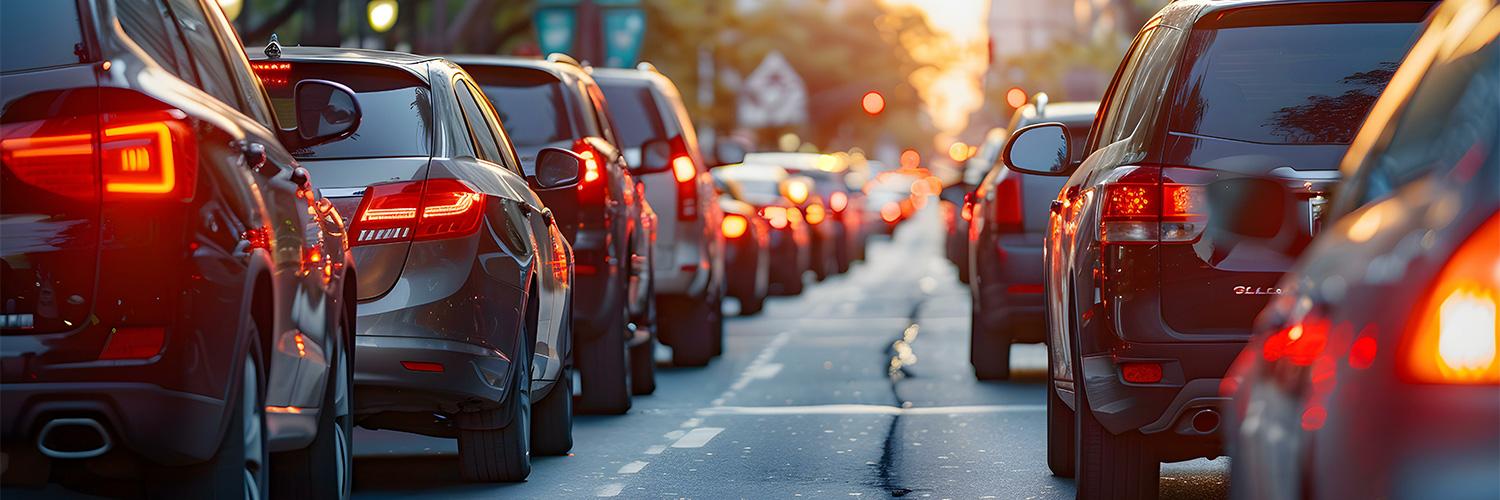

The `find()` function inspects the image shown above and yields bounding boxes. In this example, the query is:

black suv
[453,54,660,412]
[2,1,360,497]
[1001,1,1435,497]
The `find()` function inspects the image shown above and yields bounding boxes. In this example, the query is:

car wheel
[1074,365,1158,499]
[629,334,658,395]
[1046,373,1075,478]
[576,316,632,414]
[457,341,532,482]
[709,286,725,356]
[530,366,574,455]
[738,290,765,316]
[970,302,1012,380]
[272,308,353,499]
[157,318,267,499]
[661,294,713,367]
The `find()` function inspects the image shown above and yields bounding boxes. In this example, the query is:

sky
[877,0,991,148]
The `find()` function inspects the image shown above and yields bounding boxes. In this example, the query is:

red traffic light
[862,91,886,116]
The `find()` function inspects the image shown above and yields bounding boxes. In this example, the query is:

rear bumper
[768,229,804,289]
[353,335,514,417]
[1079,341,1242,461]
[1,382,226,465]
[974,232,1046,342]
[725,235,763,299]
[653,224,709,297]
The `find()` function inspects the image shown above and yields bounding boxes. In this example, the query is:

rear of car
[967,103,1094,380]
[744,152,865,274]
[594,66,725,366]
[1228,3,1500,498]
[2,1,353,496]
[714,165,810,295]
[455,55,657,411]
[718,196,771,315]
[1032,2,1436,497]
[943,127,1006,282]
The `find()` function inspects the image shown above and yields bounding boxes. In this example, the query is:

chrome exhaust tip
[1190,408,1221,434]
[36,418,112,459]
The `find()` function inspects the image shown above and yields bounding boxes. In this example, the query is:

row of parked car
[0,0,897,496]
[943,0,1498,498]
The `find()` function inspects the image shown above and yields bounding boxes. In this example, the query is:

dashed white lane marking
[643,445,666,455]
[715,330,793,406]
[695,404,1045,416]
[596,483,625,497]
[679,418,702,428]
[617,460,649,474]
[663,429,686,440]
[670,427,725,448]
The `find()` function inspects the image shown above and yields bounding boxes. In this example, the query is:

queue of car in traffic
[3,0,1497,498]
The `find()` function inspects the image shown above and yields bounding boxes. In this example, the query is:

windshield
[260,62,432,159]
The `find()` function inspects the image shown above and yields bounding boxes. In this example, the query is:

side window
[1088,28,1154,152]
[454,79,504,163]
[116,0,193,81]
[1112,27,1181,152]
[475,91,526,176]
[586,83,620,146]
[192,0,279,129]
[163,0,240,108]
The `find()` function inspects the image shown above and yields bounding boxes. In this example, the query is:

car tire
[629,337,657,395]
[457,343,532,482]
[530,366,574,456]
[157,318,267,499]
[970,307,1012,380]
[662,295,713,367]
[738,290,765,316]
[1074,373,1158,500]
[709,286,725,356]
[575,321,632,414]
[272,308,353,499]
[1046,374,1075,478]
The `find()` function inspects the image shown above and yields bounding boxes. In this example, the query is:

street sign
[602,8,645,68]
[533,0,644,68]
[737,51,808,128]
[535,7,577,55]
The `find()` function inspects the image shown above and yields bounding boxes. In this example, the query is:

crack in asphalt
[873,301,927,497]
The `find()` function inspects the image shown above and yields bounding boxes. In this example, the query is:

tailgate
[309,157,429,300]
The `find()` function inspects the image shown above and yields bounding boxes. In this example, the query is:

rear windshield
[474,70,575,150]
[1173,18,1424,145]
[259,62,432,159]
[1,2,84,73]
[598,82,666,149]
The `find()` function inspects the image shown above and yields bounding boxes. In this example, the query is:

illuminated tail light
[804,204,826,225]
[572,140,607,210]
[722,214,749,238]
[961,191,975,221]
[2,109,197,200]
[762,206,790,229]
[881,202,901,223]
[1400,213,1499,385]
[1120,362,1163,384]
[830,191,848,213]
[351,179,486,246]
[1098,165,1206,244]
[992,171,1023,232]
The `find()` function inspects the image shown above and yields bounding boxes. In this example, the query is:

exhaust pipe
[37,418,112,459]
[1190,408,1221,434]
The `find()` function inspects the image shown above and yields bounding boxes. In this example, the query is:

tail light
[351,179,486,246]
[762,206,790,229]
[991,171,1023,233]
[2,106,197,200]
[661,136,699,221]
[805,204,826,225]
[830,191,848,213]
[573,140,606,208]
[1098,165,1207,244]
[722,214,749,238]
[961,191,975,221]
[881,202,901,223]
[1400,213,1499,385]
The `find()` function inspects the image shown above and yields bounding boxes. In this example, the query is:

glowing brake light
[580,150,600,183]
[351,179,486,246]
[785,180,810,205]
[881,202,901,223]
[722,214,749,238]
[805,204,826,225]
[1401,214,1499,385]
[1098,166,1207,244]
[830,191,848,213]
[672,155,695,183]
[762,206,790,229]
[2,108,197,199]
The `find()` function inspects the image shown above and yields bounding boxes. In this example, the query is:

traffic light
[1005,86,1027,109]
[862,91,885,116]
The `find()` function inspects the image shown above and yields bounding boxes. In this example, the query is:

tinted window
[455,80,504,163]
[598,82,666,149]
[0,2,85,72]
[261,63,432,159]
[116,0,187,77]
[1172,22,1423,145]
[167,0,241,108]
[476,71,573,149]
[193,0,279,128]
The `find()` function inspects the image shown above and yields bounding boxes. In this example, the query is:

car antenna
[265,34,282,60]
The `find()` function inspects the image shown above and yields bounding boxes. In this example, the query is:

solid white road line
[670,427,725,448]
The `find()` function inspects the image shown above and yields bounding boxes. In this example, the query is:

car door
[584,80,653,316]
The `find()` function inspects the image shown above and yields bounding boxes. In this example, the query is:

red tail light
[960,191,975,221]
[722,213,749,238]
[572,140,607,209]
[1400,213,1499,385]
[351,179,486,246]
[992,171,1023,232]
[673,155,698,221]
[830,191,848,213]
[761,206,790,229]
[1098,165,1207,244]
[2,108,197,200]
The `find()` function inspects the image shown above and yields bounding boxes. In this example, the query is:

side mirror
[638,138,673,174]
[1002,123,1072,177]
[292,80,361,147]
[714,140,747,166]
[534,147,583,190]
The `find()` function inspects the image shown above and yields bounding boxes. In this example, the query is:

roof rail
[636,61,659,73]
[546,53,583,68]
[1032,92,1049,116]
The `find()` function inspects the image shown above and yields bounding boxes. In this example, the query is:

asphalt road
[351,208,1231,499]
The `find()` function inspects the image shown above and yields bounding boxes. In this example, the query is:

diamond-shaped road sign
[737,51,807,128]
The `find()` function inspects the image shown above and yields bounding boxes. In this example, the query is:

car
[743,152,869,273]
[712,164,813,296]
[1,1,359,497]
[452,54,660,410]
[1225,2,1499,498]
[941,127,1007,284]
[249,46,582,482]
[1002,1,1436,496]
[966,100,1096,380]
[593,65,727,367]
[866,171,921,234]
[718,195,772,315]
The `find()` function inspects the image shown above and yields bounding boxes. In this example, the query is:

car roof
[445,55,591,81]
[1019,101,1099,125]
[249,46,441,81]
[591,66,670,88]
[1156,0,1438,29]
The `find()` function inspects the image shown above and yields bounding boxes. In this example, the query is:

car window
[454,79,504,164]
[0,1,87,72]
[259,62,433,159]
[193,0,279,129]
[586,83,621,147]
[469,80,526,175]
[1171,21,1424,145]
[1343,38,1499,211]
[1089,28,1155,153]
[164,0,242,108]
[475,69,574,149]
[116,0,193,79]
[598,81,666,150]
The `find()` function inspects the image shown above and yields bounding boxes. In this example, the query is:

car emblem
[1234,286,1283,295]
[1309,195,1328,235]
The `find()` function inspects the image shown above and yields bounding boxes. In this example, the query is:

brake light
[762,206,790,229]
[1400,214,1499,385]
[881,202,901,223]
[961,192,975,221]
[672,155,694,183]
[830,191,848,213]
[580,150,601,183]
[1120,362,1163,384]
[250,61,291,87]
[1098,165,1207,244]
[2,108,197,200]
[786,180,810,205]
[805,204,826,225]
[351,179,486,246]
[992,171,1023,232]
[722,214,749,238]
